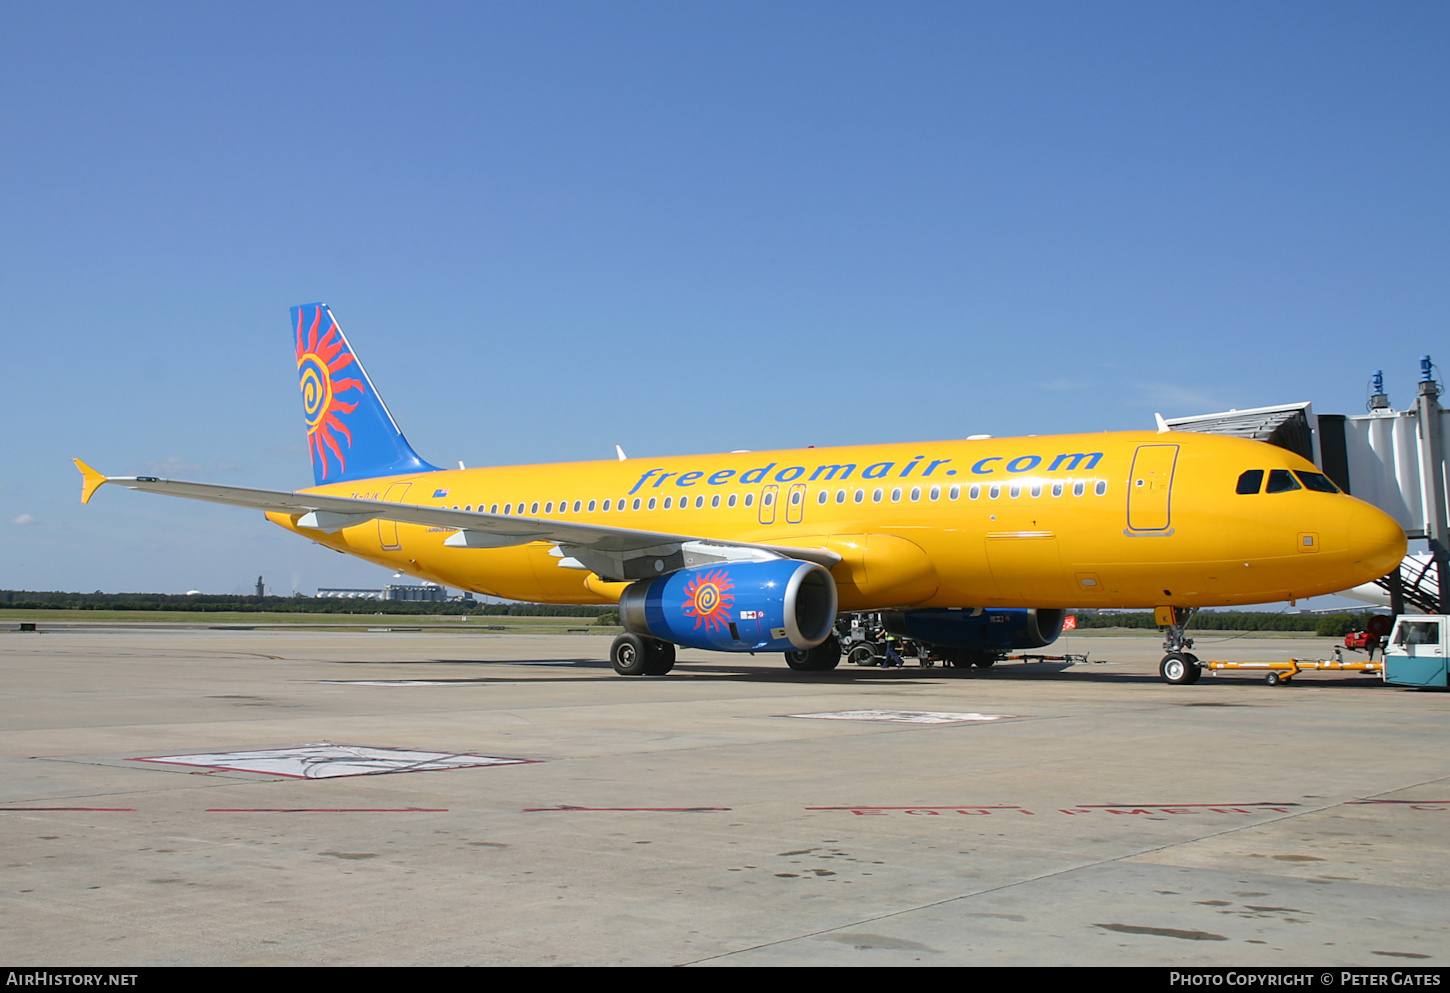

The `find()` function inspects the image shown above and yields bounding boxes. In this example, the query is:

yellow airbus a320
[76,303,1406,681]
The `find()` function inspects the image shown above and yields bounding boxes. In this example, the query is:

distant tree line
[0,590,1378,636]
[0,590,613,617]
[1073,610,1383,637]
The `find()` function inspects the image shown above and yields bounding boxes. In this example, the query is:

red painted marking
[522,806,731,812]
[0,807,136,812]
[206,808,448,813]
[810,802,1301,817]
[807,805,1028,811]
[1072,802,1300,809]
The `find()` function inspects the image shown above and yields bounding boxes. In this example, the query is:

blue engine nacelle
[619,559,838,653]
[883,608,1065,651]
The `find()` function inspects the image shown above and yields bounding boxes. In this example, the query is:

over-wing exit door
[1127,445,1178,532]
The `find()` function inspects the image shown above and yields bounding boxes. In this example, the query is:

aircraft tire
[1181,653,1202,684]
[611,634,652,676]
[785,634,842,672]
[1159,652,1196,685]
[814,634,842,671]
[644,640,676,676]
[971,654,997,669]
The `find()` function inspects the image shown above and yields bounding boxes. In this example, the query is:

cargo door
[985,531,1071,602]
[378,481,412,551]
[1127,444,1179,532]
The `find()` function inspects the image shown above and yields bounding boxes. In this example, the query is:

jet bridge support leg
[1156,605,1202,685]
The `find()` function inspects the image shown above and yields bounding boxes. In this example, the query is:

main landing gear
[785,634,842,672]
[1157,605,1202,685]
[610,633,676,676]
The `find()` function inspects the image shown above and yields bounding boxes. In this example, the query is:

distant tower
[256,576,265,598]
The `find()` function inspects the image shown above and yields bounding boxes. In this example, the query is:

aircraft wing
[74,460,841,582]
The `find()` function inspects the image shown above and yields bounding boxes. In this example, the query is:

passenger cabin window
[1266,469,1302,494]
[1295,471,1340,493]
[1236,470,1264,495]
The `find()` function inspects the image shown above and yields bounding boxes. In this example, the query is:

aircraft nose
[1348,504,1408,581]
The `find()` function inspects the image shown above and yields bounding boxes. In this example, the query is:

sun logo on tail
[295,308,365,480]
[682,569,735,634]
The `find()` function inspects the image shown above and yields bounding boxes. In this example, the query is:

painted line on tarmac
[206,807,449,813]
[0,807,137,812]
[783,710,1022,724]
[806,800,1450,816]
[808,802,1304,816]
[524,800,730,811]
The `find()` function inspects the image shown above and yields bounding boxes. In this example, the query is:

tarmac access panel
[1,626,1446,966]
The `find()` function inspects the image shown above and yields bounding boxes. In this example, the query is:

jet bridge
[1161,358,1450,616]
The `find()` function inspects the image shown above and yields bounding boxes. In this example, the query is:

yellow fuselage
[268,431,1406,611]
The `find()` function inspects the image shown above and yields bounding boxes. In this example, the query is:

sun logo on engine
[682,569,735,634]
[295,307,365,480]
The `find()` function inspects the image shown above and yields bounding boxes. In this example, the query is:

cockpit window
[1294,471,1340,493]
[1265,469,1302,493]
[1235,470,1264,495]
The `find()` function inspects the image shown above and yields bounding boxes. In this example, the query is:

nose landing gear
[1157,606,1204,685]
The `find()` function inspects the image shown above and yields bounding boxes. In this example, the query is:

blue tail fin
[292,303,439,485]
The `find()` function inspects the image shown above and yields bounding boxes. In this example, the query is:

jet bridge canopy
[1162,402,1317,465]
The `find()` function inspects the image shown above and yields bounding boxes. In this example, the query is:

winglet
[1154,412,1171,434]
[74,459,108,505]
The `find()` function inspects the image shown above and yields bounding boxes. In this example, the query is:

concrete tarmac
[1,625,1447,966]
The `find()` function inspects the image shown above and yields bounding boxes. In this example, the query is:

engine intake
[620,559,838,653]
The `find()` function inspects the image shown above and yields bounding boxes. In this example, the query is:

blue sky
[1,2,1445,598]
